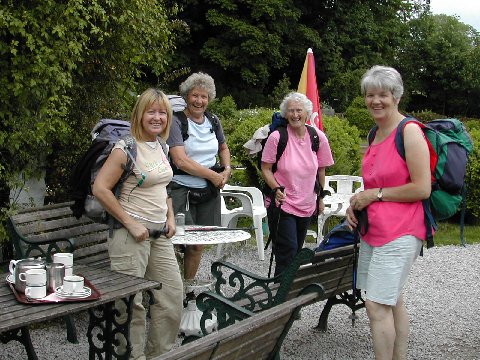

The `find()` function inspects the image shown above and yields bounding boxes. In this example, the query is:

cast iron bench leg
[65,315,79,343]
[317,291,365,331]
[87,295,135,360]
[0,327,38,360]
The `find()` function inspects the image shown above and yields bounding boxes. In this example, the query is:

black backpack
[259,112,320,196]
[170,110,222,175]
[70,119,167,225]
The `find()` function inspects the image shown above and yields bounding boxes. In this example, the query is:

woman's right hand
[210,171,225,188]
[125,221,149,242]
[345,206,358,229]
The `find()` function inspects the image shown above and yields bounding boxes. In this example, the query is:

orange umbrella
[297,48,323,130]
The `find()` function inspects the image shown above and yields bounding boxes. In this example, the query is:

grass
[432,221,480,246]
[238,216,480,248]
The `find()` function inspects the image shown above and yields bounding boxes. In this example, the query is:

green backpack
[368,117,473,248]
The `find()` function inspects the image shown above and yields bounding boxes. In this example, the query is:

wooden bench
[196,245,365,335]
[7,201,110,268]
[154,284,324,360]
[7,201,111,344]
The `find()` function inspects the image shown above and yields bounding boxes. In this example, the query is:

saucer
[55,285,91,299]
[6,274,14,284]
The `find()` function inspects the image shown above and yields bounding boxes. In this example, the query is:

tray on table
[7,275,101,304]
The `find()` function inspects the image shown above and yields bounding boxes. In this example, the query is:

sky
[430,0,480,31]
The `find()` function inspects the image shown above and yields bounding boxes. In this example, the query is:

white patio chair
[316,175,364,243]
[218,184,267,260]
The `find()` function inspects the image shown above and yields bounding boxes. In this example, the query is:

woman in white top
[167,72,232,285]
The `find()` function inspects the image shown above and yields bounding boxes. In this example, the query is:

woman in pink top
[346,66,431,360]
[261,92,334,276]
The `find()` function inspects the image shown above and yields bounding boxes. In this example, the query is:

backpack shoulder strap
[306,125,320,153]
[272,127,288,173]
[174,110,221,143]
[173,111,189,141]
[205,111,222,142]
[367,125,378,145]
[157,137,168,157]
[394,116,424,160]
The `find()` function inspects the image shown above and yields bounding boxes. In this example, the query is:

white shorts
[356,235,422,306]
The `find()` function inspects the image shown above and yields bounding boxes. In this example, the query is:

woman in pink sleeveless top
[346,66,431,360]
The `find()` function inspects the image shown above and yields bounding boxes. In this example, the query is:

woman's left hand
[349,189,376,210]
[317,197,325,213]
[220,168,232,188]
[165,217,176,239]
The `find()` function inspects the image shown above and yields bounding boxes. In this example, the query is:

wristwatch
[377,188,383,202]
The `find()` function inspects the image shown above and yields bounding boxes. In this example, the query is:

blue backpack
[315,220,356,252]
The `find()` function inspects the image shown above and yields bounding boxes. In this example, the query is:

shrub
[323,116,362,176]
[227,108,275,188]
[344,96,373,137]
[409,110,446,122]
[465,128,480,218]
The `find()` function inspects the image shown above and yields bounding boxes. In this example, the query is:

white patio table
[171,225,252,338]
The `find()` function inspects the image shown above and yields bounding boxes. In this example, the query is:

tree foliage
[0,1,177,242]
[398,14,480,117]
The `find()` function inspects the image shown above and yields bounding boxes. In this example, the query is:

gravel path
[1,241,479,359]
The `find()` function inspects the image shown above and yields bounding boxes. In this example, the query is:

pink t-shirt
[362,129,426,246]
[262,126,334,217]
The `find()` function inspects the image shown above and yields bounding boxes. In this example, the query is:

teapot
[9,258,46,293]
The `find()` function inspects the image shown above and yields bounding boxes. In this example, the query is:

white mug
[53,253,73,266]
[25,285,46,299]
[63,275,84,293]
[19,269,47,286]
[53,253,73,276]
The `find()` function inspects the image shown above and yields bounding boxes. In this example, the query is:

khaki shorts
[357,235,422,305]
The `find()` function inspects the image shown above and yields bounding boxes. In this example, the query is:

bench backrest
[285,245,356,302]
[8,201,109,267]
[154,290,320,360]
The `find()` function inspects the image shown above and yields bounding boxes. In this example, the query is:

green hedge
[344,96,373,137]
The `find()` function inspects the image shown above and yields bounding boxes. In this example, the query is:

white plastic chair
[219,184,267,260]
[316,175,364,243]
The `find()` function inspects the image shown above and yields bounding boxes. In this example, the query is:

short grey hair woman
[167,72,231,288]
[261,91,334,276]
[179,72,216,101]
[279,92,313,119]
[361,65,404,100]
[346,65,431,359]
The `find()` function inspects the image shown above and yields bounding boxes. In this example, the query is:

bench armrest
[208,248,316,312]
[196,291,255,334]
[211,260,282,304]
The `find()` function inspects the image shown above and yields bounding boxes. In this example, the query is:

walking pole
[268,186,284,278]
[348,225,360,326]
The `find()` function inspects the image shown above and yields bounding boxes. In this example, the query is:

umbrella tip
[307,48,313,53]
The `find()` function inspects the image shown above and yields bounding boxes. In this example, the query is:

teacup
[19,268,47,287]
[53,253,73,276]
[63,275,84,293]
[25,285,46,299]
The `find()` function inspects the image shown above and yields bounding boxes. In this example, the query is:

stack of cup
[53,253,74,276]
[20,269,47,299]
[176,213,185,236]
